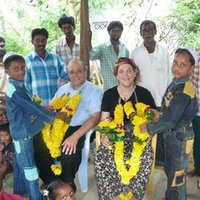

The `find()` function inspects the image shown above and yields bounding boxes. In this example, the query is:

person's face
[61,23,74,39]
[109,27,123,41]
[5,60,25,81]
[0,42,5,51]
[0,131,11,145]
[172,53,195,79]
[68,61,87,89]
[140,23,156,42]
[32,34,47,52]
[0,109,8,125]
[116,64,137,87]
[55,184,75,200]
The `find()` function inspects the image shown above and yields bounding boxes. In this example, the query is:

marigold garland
[41,93,81,175]
[98,101,154,199]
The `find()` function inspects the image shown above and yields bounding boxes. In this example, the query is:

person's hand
[150,109,161,121]
[0,143,5,152]
[62,134,78,155]
[100,134,110,147]
[56,112,68,121]
[140,123,147,133]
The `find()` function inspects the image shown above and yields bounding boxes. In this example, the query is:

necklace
[118,86,136,102]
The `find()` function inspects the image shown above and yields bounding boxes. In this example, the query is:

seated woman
[95,57,156,200]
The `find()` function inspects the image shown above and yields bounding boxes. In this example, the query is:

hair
[0,36,5,43]
[140,20,157,31]
[31,28,49,40]
[46,179,74,200]
[107,21,123,32]
[175,48,196,65]
[68,59,87,71]
[58,14,75,29]
[114,57,141,83]
[0,123,10,134]
[3,54,25,69]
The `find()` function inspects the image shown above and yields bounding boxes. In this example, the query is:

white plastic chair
[77,127,96,192]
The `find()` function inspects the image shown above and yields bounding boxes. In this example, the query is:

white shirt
[131,43,172,106]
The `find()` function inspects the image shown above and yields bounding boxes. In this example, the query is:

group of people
[0,14,199,200]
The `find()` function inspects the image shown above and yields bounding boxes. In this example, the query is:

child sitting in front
[44,179,76,200]
[0,123,14,190]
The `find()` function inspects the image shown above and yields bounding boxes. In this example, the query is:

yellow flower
[98,101,153,185]
[41,93,81,174]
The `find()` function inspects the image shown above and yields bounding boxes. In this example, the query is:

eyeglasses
[68,69,85,76]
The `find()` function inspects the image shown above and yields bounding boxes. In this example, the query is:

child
[3,52,67,200]
[0,123,14,191]
[140,48,198,200]
[44,179,76,200]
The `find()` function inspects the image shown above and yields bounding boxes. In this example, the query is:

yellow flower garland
[41,93,81,175]
[98,101,153,199]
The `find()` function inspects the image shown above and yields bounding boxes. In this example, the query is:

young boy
[3,52,67,200]
[0,123,14,191]
[140,48,198,200]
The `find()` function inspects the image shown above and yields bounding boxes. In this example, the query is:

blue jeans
[192,116,200,174]
[163,128,194,200]
[13,138,42,200]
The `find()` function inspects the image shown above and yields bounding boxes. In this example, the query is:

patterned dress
[95,86,156,200]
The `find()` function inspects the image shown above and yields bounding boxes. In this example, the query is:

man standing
[56,14,80,66]
[24,28,68,106]
[130,20,172,165]
[90,21,129,91]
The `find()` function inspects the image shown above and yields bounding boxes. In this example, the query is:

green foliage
[167,0,200,50]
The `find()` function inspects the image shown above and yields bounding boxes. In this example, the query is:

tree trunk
[80,0,90,80]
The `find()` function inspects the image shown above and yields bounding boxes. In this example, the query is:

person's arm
[62,111,101,155]
[0,143,4,163]
[57,55,69,80]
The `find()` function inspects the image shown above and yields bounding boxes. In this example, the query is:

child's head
[172,48,199,79]
[3,52,25,81]
[0,123,11,145]
[46,179,76,200]
[0,105,8,125]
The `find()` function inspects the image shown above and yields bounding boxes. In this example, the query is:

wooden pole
[80,0,90,80]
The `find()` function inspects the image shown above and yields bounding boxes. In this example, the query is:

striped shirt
[55,37,80,66]
[191,60,200,115]
[24,50,68,106]
[90,41,129,91]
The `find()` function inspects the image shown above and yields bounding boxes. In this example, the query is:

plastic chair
[77,127,96,192]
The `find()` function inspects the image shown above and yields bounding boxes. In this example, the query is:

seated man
[34,59,103,191]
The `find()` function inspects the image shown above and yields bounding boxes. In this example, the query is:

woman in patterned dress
[95,57,156,200]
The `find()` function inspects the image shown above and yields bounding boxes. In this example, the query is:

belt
[168,124,193,132]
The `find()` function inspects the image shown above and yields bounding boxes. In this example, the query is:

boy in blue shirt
[141,48,198,200]
[3,52,67,200]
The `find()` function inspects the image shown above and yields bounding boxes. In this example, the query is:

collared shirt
[191,60,200,115]
[6,78,56,140]
[24,50,68,106]
[131,43,172,106]
[52,80,103,126]
[55,36,80,66]
[90,40,129,91]
[147,75,198,135]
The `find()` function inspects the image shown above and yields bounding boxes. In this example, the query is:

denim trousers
[13,138,42,200]
[192,116,200,174]
[163,128,194,200]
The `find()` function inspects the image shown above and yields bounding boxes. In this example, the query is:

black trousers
[33,126,85,186]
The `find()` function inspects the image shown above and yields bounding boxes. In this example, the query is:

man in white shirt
[130,20,172,165]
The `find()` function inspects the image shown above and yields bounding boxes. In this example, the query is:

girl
[44,179,76,200]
